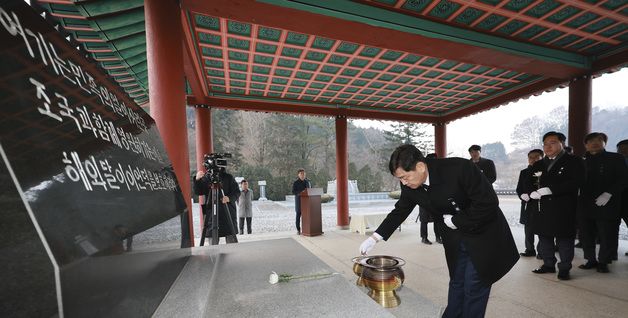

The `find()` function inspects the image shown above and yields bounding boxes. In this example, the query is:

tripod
[200,182,238,246]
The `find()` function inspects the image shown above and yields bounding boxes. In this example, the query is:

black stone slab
[0,1,190,316]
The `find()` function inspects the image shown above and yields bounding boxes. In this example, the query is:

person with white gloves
[516,149,544,257]
[578,132,628,273]
[360,144,518,318]
[522,131,585,281]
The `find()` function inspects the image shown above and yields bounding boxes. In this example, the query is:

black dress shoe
[597,263,610,273]
[557,270,571,280]
[536,254,542,260]
[297,230,301,235]
[578,261,598,270]
[435,238,443,244]
[625,251,628,256]
[421,238,432,245]
[520,251,536,257]
[532,266,556,274]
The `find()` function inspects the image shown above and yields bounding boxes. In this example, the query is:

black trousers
[239,217,252,234]
[581,218,618,264]
[538,236,574,271]
[420,221,443,240]
[523,222,536,253]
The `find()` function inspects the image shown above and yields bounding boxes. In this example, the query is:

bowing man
[360,144,518,318]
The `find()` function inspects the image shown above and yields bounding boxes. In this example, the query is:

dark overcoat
[194,172,241,236]
[375,158,519,285]
[516,166,532,224]
[581,151,628,220]
[472,157,496,184]
[523,153,585,238]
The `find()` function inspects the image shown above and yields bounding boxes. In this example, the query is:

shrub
[321,194,335,203]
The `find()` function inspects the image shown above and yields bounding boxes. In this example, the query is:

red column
[195,106,212,236]
[335,115,349,229]
[145,0,194,246]
[434,122,447,158]
[568,75,592,157]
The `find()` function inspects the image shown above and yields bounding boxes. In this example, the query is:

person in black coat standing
[578,133,628,273]
[292,168,311,235]
[194,168,241,243]
[516,149,544,257]
[418,153,443,245]
[522,131,585,280]
[468,144,497,184]
[360,145,518,318]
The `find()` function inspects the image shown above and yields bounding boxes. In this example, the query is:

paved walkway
[193,196,628,318]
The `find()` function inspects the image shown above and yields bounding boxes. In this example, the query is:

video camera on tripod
[201,152,231,184]
[199,153,238,246]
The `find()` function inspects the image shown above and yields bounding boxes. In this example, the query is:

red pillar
[568,75,592,157]
[145,0,194,246]
[434,122,447,158]
[195,106,212,236]
[335,115,349,229]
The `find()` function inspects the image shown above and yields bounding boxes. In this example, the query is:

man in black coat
[578,133,628,273]
[468,144,497,184]
[522,131,585,280]
[360,145,518,318]
[292,168,311,235]
[516,149,543,257]
[194,168,241,243]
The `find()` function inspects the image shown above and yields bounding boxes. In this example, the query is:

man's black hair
[584,132,608,144]
[617,139,628,148]
[542,131,566,143]
[528,149,543,157]
[297,168,305,173]
[240,179,247,184]
[388,144,425,175]
[426,153,437,159]
[468,145,481,152]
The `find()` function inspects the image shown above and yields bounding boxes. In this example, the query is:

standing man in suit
[292,168,310,235]
[468,145,497,184]
[578,133,628,273]
[360,145,518,317]
[523,131,585,280]
[516,149,544,257]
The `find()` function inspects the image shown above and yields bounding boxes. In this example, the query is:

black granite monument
[1,1,190,316]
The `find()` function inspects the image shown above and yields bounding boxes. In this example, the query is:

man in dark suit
[516,149,544,257]
[468,145,497,184]
[578,133,628,273]
[522,131,585,280]
[292,168,311,235]
[360,144,518,317]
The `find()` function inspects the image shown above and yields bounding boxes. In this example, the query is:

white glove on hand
[595,192,612,206]
[359,233,382,255]
[443,214,457,229]
[530,187,552,200]
[520,193,530,202]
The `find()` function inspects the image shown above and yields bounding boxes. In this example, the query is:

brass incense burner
[354,255,405,308]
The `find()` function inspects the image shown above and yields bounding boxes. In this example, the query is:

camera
[202,153,231,184]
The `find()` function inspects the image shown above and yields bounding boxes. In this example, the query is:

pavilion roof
[34,0,628,123]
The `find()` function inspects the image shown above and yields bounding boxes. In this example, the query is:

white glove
[443,214,457,229]
[595,192,612,206]
[359,233,382,255]
[530,187,552,200]
[520,193,530,202]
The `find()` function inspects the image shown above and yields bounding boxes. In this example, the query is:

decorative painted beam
[181,9,208,100]
[185,94,440,123]
[181,0,589,79]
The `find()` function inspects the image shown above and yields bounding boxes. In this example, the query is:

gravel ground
[131,195,628,249]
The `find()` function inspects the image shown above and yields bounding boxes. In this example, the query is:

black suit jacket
[375,158,518,285]
[581,151,628,220]
[472,157,496,184]
[523,153,585,238]
[194,172,241,236]
[516,166,532,224]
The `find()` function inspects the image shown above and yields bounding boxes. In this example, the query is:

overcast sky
[353,68,628,157]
